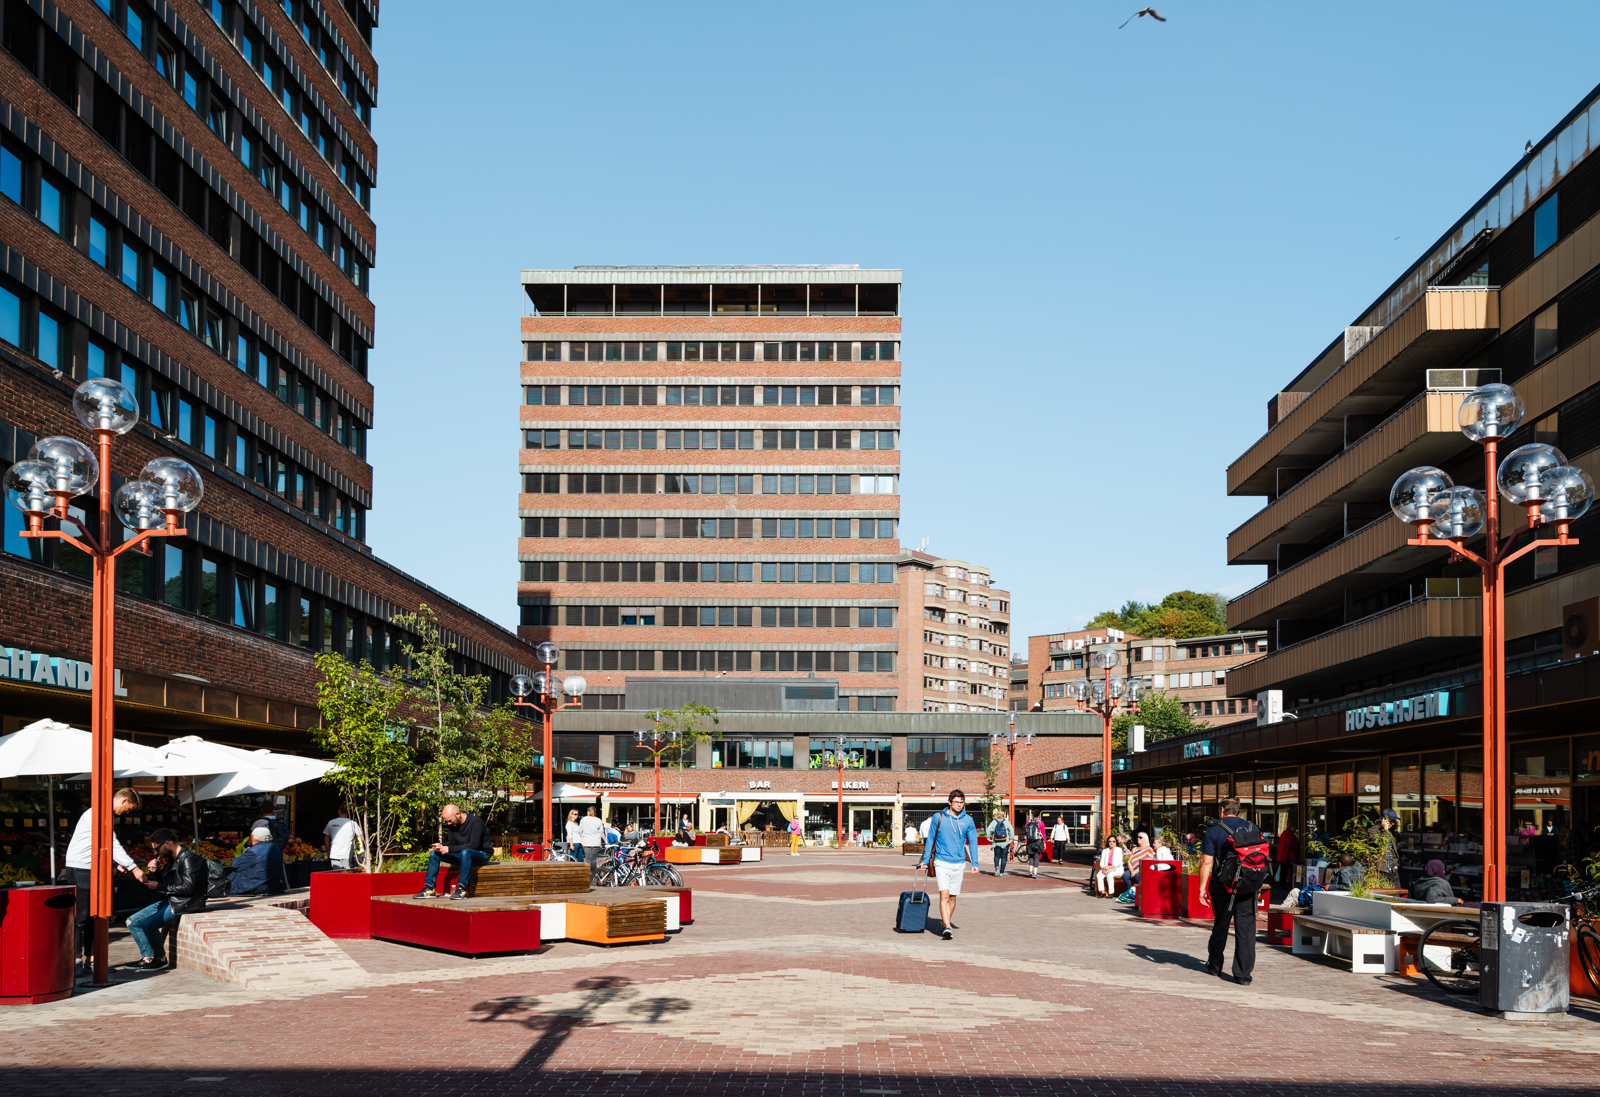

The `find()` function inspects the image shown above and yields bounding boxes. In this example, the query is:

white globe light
[29,437,98,498]
[72,378,139,435]
[1538,465,1596,524]
[535,641,559,665]
[533,671,554,695]
[140,457,204,513]
[562,674,587,697]
[1458,383,1525,442]
[1390,466,1454,525]
[1091,648,1118,669]
[4,460,56,516]
[509,674,534,698]
[113,481,165,531]
[1426,486,1487,540]
[1497,443,1566,505]
[1108,676,1124,699]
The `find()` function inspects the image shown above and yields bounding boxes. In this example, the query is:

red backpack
[1213,818,1271,902]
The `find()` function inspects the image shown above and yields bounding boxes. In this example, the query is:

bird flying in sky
[1120,8,1167,28]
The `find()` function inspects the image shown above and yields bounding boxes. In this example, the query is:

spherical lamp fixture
[1538,465,1596,524]
[1390,466,1453,526]
[1091,648,1118,670]
[139,457,203,514]
[533,670,554,696]
[1426,486,1487,541]
[29,437,98,499]
[1459,383,1525,442]
[510,674,534,698]
[112,481,165,531]
[4,460,56,517]
[71,378,139,435]
[562,674,587,697]
[1496,443,1566,506]
[535,641,559,665]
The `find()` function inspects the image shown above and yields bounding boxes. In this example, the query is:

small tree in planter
[1310,810,1396,892]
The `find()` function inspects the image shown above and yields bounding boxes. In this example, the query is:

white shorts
[933,859,968,895]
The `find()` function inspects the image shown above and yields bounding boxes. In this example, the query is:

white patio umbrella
[0,718,167,882]
[152,737,336,847]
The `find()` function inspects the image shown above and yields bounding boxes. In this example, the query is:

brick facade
[898,551,1012,713]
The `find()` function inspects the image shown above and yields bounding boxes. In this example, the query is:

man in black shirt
[415,804,494,900]
[1197,798,1259,985]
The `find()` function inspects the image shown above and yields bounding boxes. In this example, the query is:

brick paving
[2,849,1597,1096]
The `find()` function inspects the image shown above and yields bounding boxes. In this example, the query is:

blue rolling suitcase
[896,875,929,933]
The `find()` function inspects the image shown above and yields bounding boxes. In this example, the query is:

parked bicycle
[1415,880,1600,997]
[593,840,683,887]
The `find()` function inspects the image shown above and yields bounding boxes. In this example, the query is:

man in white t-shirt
[323,807,362,870]
[904,823,918,845]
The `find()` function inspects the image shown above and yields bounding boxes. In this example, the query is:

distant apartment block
[898,552,1011,713]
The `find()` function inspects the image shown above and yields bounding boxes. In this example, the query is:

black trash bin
[1479,901,1570,1019]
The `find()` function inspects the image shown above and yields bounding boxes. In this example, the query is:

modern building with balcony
[516,266,905,712]
[1028,84,1600,903]
[898,551,1011,714]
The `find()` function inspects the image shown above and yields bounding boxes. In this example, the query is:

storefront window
[1510,738,1570,897]
[1356,759,1381,814]
[907,737,983,770]
[714,739,795,769]
[1456,749,1484,899]
[1306,766,1327,850]
[807,739,888,768]
[1390,754,1421,857]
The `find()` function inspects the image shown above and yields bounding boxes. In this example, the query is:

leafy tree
[1109,690,1209,749]
[1085,590,1233,639]
[980,747,1003,829]
[643,702,719,833]
[393,605,533,829]
[311,653,419,872]
[1084,609,1127,631]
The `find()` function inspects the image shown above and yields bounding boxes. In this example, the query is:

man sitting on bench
[416,804,494,900]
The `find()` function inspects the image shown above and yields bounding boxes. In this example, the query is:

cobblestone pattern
[175,902,364,991]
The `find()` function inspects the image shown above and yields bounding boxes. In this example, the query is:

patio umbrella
[0,718,166,883]
[154,737,336,846]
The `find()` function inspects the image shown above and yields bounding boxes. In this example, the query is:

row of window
[548,648,897,681]
[923,608,1008,633]
[0,281,364,540]
[524,282,899,319]
[531,429,897,452]
[923,631,1009,654]
[238,333,366,455]
[525,385,898,407]
[521,473,898,496]
[523,517,898,540]
[519,561,899,584]
[526,340,899,363]
[543,605,897,629]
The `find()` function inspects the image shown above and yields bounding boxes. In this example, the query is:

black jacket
[445,814,493,856]
[1409,875,1456,905]
[157,849,210,914]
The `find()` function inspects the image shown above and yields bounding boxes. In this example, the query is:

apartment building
[898,551,1011,714]
[1008,657,1029,712]
[517,266,904,711]
[1026,627,1267,727]
[0,1,556,839]
[1036,85,1600,902]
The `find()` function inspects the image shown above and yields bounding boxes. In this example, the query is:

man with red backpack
[1197,798,1272,985]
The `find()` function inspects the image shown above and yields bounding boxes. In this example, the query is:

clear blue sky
[363,1,1600,645]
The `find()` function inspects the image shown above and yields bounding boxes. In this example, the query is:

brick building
[1026,626,1268,728]
[516,266,905,712]
[0,0,550,840]
[1008,657,1029,712]
[897,550,1011,713]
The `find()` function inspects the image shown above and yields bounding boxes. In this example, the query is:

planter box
[309,871,426,939]
[369,897,540,957]
[1310,891,1394,928]
[1180,872,1269,918]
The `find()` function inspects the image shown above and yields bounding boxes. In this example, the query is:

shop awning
[0,718,165,777]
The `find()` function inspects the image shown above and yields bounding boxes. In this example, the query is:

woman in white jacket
[1094,836,1124,897]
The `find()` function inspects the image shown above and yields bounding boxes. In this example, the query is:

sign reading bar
[1343,690,1450,731]
[747,780,771,790]
[0,645,127,696]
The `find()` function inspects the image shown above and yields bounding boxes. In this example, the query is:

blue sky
[363,1,1600,645]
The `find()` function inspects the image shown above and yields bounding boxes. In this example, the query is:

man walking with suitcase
[918,790,979,940]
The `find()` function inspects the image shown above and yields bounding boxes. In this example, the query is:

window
[1534,302,1558,364]
[907,737,983,770]
[124,4,144,50]
[711,740,794,769]
[808,739,891,769]
[150,265,170,313]
[37,179,61,234]
[199,558,222,619]
[162,543,187,609]
[183,69,199,110]
[120,243,142,293]
[1534,193,1559,258]
[88,219,110,267]
[0,147,19,204]
[35,312,60,370]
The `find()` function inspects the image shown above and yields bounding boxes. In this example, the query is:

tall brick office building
[0,0,545,839]
[517,266,905,712]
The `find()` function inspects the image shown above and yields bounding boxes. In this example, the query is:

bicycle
[595,841,683,887]
[1416,880,1600,998]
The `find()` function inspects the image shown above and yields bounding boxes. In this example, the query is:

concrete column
[892,795,904,846]
[600,793,611,824]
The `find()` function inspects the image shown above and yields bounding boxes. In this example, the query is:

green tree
[393,605,533,828]
[1109,690,1209,749]
[1086,590,1233,639]
[643,702,719,833]
[311,653,419,872]
[980,746,1003,829]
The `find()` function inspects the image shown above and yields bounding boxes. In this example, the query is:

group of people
[903,809,1072,881]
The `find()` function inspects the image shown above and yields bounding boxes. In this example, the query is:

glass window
[907,737,984,770]
[37,179,61,233]
[808,739,891,769]
[1533,193,1558,257]
[262,583,280,637]
[199,558,221,619]
[162,544,187,608]
[124,6,144,49]
[88,219,109,267]
[121,243,141,292]
[1534,302,1558,364]
[0,147,20,204]
[35,312,59,369]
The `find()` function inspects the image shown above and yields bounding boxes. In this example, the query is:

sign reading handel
[0,645,127,696]
[1344,690,1450,731]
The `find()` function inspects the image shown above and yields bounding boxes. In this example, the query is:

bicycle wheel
[1417,918,1483,997]
[592,862,622,888]
[643,863,678,887]
[1576,925,1600,996]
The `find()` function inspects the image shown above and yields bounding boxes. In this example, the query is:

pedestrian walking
[565,809,583,861]
[1274,824,1300,887]
[1050,815,1069,863]
[1023,812,1045,878]
[64,787,146,976]
[578,806,605,875]
[917,790,979,941]
[1198,798,1272,985]
[987,814,1013,876]
[788,816,803,856]
[322,806,362,870]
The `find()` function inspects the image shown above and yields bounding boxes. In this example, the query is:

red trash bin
[0,884,76,1004]
[512,844,544,862]
[1137,860,1182,919]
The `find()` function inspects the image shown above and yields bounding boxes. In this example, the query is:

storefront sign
[1343,690,1449,731]
[1183,740,1213,759]
[1089,759,1129,774]
[0,645,126,696]
[1516,786,1564,795]
[748,780,771,789]
[831,780,869,790]
[1261,782,1299,793]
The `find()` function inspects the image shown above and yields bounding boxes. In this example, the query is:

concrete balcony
[1228,287,1497,498]
[1228,517,1433,630]
[1227,593,1480,700]
[1227,390,1472,565]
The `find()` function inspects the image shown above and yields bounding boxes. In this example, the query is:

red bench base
[369,898,541,957]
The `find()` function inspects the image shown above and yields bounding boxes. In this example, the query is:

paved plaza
[4,851,1597,1096]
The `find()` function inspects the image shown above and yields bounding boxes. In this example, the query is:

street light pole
[988,711,1033,835]
[1069,648,1143,845]
[837,742,846,849]
[631,718,679,836]
[1388,383,1591,904]
[7,378,205,987]
[509,647,587,857]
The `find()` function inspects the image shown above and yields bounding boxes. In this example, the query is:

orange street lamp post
[836,743,847,850]
[509,646,586,857]
[1069,648,1144,845]
[988,711,1033,835]
[1387,382,1590,904]
[6,378,205,986]
[632,719,680,835]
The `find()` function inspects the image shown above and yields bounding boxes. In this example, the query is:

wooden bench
[903,841,925,857]
[665,846,742,864]
[521,891,668,945]
[1290,913,1396,973]
[369,895,541,957]
[436,861,590,897]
